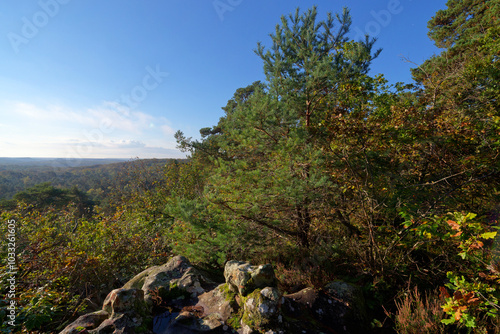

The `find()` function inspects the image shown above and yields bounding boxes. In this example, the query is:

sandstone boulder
[102,288,148,318]
[241,287,281,330]
[60,256,367,334]
[59,310,109,334]
[224,261,277,296]
[122,255,214,307]
[197,284,238,322]
[90,313,152,334]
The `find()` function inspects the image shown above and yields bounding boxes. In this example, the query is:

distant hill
[0,157,127,170]
[0,158,183,201]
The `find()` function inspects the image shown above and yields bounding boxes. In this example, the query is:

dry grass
[394,286,447,334]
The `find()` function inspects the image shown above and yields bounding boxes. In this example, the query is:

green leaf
[480,231,497,239]
[463,315,476,328]
[441,318,456,325]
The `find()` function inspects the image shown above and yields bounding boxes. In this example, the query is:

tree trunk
[296,205,311,248]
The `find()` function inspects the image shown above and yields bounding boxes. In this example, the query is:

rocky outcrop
[102,288,148,318]
[60,256,368,334]
[224,261,277,296]
[123,255,216,308]
[59,310,109,334]
[197,284,238,323]
[241,287,281,329]
[60,256,209,334]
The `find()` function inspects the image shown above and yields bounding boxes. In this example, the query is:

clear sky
[0,0,447,159]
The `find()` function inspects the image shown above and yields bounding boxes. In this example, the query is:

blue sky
[0,0,447,159]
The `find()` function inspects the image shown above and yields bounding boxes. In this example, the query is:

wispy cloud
[11,102,90,124]
[10,100,167,135]
[1,100,183,158]
[89,102,160,134]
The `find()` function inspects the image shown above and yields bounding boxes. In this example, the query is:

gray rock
[61,257,369,334]
[237,324,256,334]
[59,310,109,334]
[121,255,214,307]
[241,287,281,330]
[224,261,277,296]
[102,288,148,319]
[197,284,238,322]
[122,266,158,290]
[154,311,225,334]
[89,313,151,334]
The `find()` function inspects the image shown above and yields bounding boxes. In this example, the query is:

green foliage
[0,161,175,333]
[427,0,499,49]
[441,272,497,328]
[20,280,82,332]
[170,3,500,332]
[400,211,500,329]
[176,7,385,262]
[409,2,500,212]
[12,182,94,218]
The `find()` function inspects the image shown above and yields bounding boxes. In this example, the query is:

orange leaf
[447,220,460,230]
[454,306,467,321]
[440,286,450,298]
[443,304,453,312]
[470,241,484,249]
[467,297,481,306]
[463,292,474,300]
[454,290,464,301]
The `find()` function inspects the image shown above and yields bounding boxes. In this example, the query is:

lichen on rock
[60,256,368,334]
[241,287,281,330]
[59,310,109,334]
[224,261,277,296]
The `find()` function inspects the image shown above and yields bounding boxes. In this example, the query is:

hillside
[0,158,182,201]
[0,157,127,169]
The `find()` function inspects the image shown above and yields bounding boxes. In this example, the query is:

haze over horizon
[0,0,447,159]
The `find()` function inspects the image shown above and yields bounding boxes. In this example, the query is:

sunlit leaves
[441,272,499,328]
[401,211,500,328]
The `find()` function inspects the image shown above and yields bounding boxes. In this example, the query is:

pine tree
[179,7,382,249]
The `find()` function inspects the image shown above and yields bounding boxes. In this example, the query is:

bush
[0,197,172,333]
